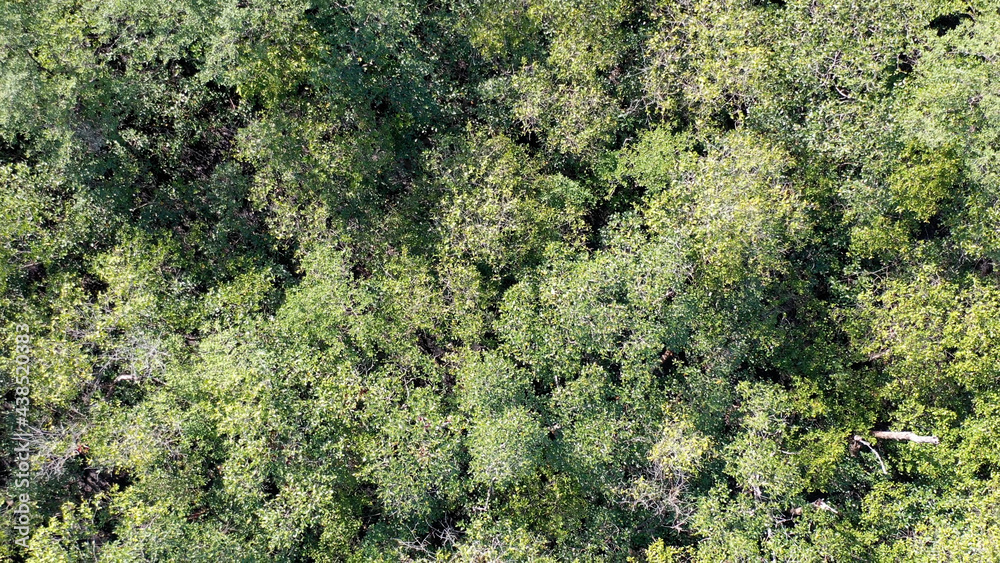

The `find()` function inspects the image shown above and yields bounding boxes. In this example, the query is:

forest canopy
[2,0,1000,560]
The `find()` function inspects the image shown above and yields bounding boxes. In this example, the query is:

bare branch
[872,431,940,445]
[851,435,887,475]
[813,499,839,514]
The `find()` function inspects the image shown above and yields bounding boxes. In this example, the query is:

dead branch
[790,499,839,516]
[872,431,940,445]
[813,499,838,514]
[851,435,887,475]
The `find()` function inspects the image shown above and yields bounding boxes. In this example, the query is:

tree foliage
[3,0,1000,560]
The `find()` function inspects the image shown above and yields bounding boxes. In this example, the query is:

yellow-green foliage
[4,0,1000,560]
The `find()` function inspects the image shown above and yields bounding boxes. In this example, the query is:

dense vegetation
[2,0,1000,560]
